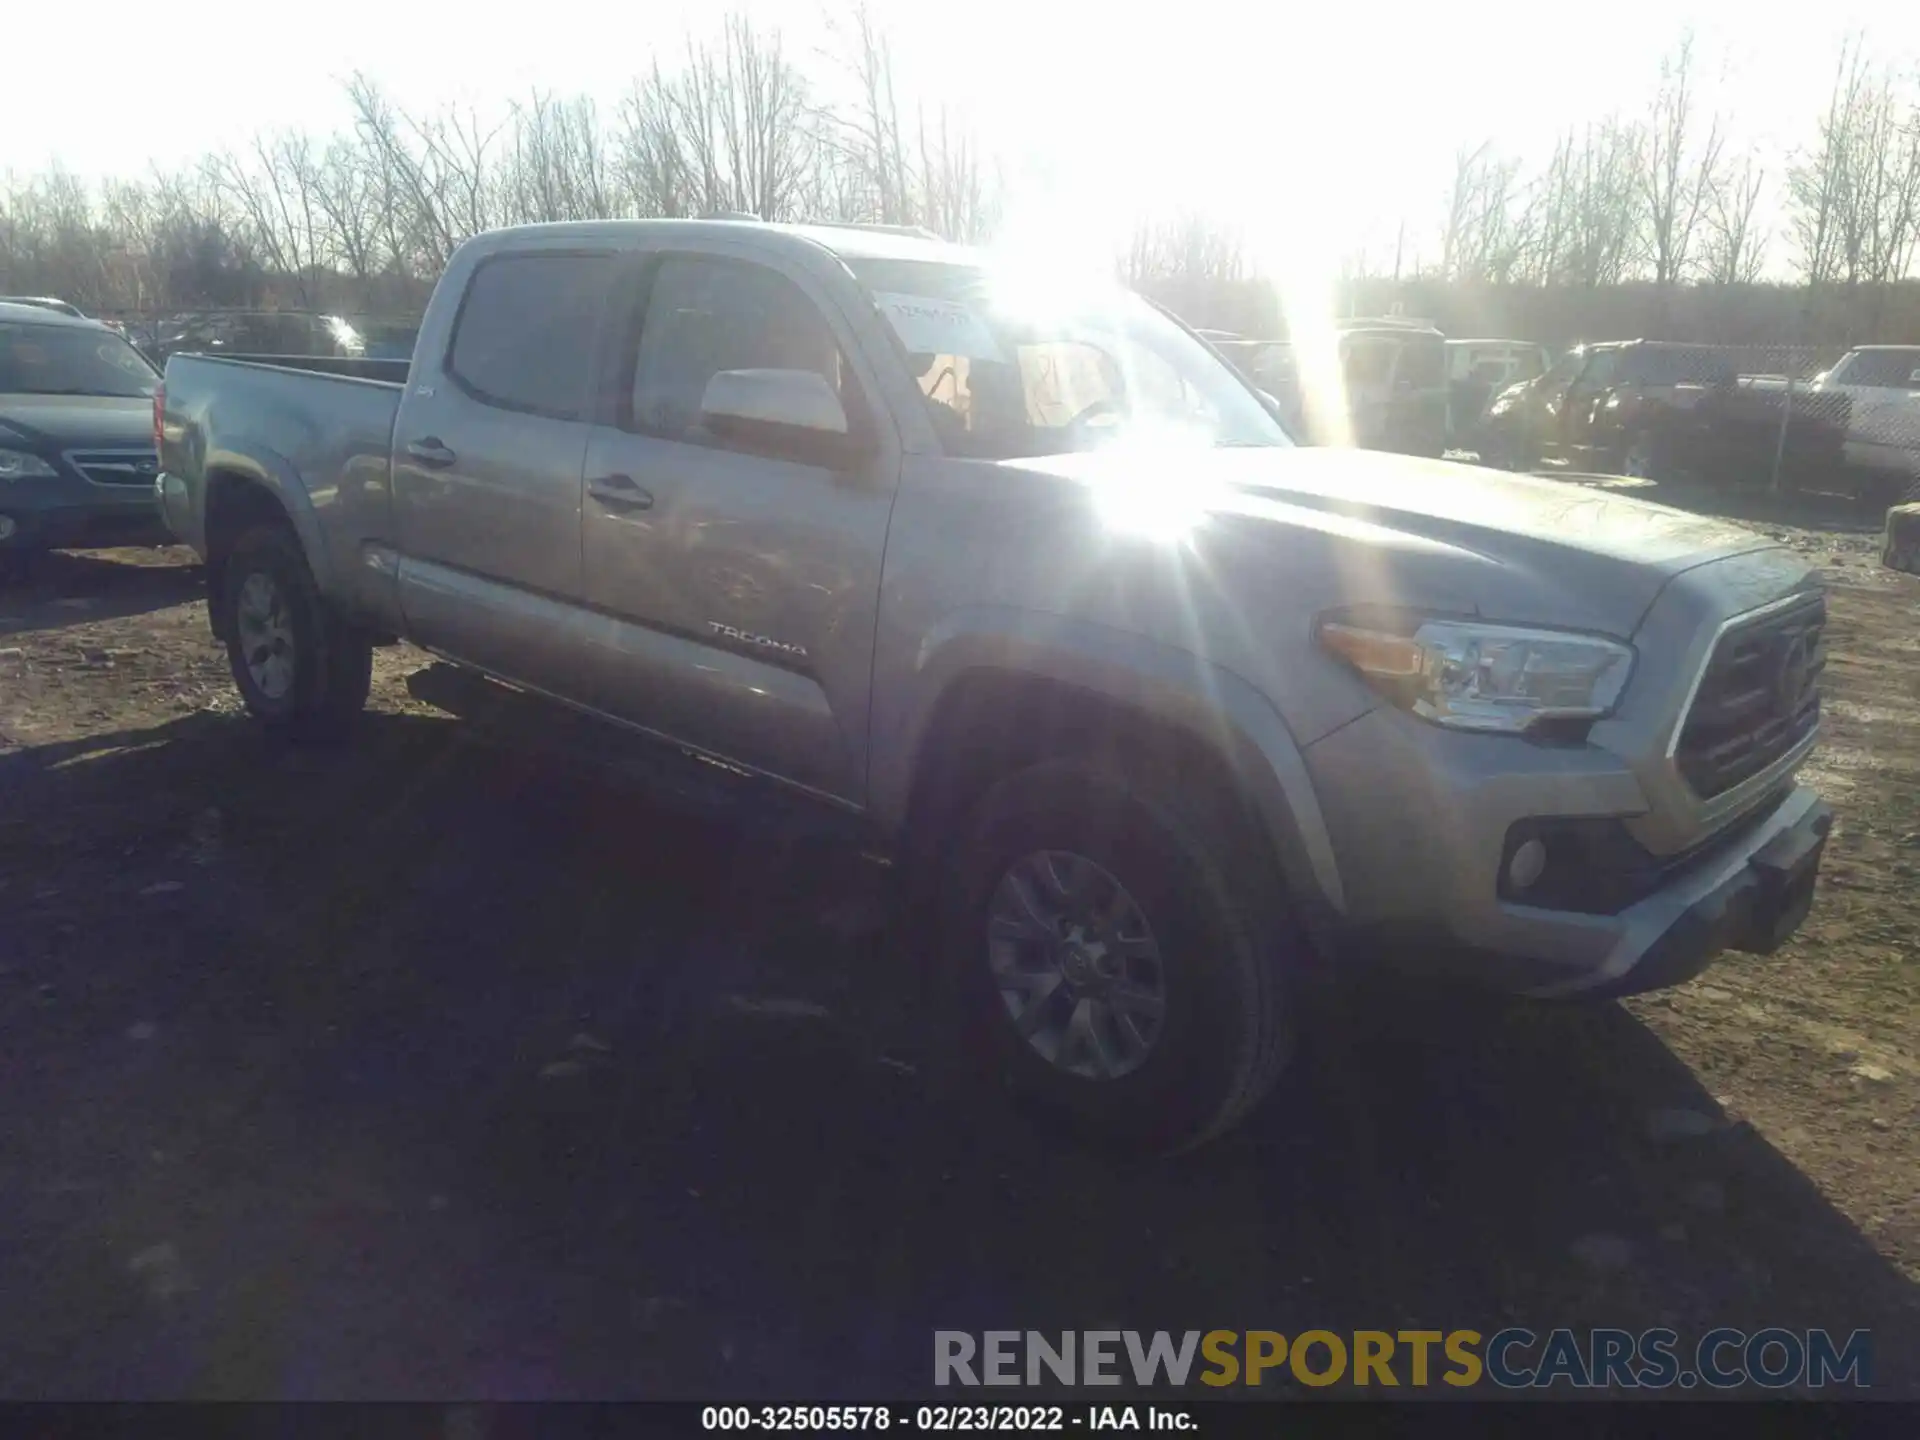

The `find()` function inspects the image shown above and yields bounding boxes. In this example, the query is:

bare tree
[1788,37,1920,338]
[1122,212,1248,286]
[1640,34,1727,287]
[1439,141,1526,283]
[206,132,330,305]
[502,92,613,223]
[1525,119,1646,286]
[824,2,913,225]
[914,106,997,242]
[1702,156,1768,284]
[613,17,816,221]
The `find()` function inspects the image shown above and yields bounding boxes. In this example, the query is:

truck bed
[159,353,405,599]
[179,353,411,386]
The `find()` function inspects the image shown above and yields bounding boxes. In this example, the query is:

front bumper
[1,466,169,551]
[1319,763,1830,1000]
[0,499,171,550]
[1518,785,1829,998]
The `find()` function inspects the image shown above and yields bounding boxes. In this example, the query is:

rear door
[572,247,899,803]
[391,246,619,691]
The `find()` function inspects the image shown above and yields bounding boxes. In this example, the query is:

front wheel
[217,524,373,739]
[1617,433,1664,480]
[939,757,1297,1153]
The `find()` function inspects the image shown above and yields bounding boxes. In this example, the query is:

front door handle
[588,473,654,510]
[406,437,457,468]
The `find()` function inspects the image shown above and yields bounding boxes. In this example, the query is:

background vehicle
[0,301,168,578]
[1333,318,1448,457]
[0,296,87,319]
[157,220,1831,1152]
[1479,340,1849,484]
[1225,323,1447,456]
[1445,338,1551,449]
[147,309,368,363]
[1809,346,1920,504]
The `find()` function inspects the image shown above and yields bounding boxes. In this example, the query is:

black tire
[217,523,372,739]
[938,756,1297,1154]
[1615,432,1664,481]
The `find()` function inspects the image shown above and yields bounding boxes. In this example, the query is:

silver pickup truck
[156,219,1832,1151]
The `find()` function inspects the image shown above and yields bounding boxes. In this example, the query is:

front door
[574,250,898,804]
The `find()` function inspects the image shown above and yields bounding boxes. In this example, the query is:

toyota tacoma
[155,220,1832,1150]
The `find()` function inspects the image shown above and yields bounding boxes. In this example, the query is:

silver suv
[156,221,1832,1150]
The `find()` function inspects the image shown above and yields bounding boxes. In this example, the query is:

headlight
[1318,614,1634,734]
[0,448,57,481]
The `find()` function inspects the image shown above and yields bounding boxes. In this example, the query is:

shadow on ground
[1,709,1914,1399]
[0,548,204,637]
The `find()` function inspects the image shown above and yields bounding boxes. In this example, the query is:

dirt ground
[1,491,1916,1399]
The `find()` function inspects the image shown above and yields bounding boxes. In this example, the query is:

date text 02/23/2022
[701,1405,1192,1431]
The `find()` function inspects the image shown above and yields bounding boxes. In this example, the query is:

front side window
[448,252,616,420]
[0,323,157,397]
[1625,347,1734,386]
[1541,350,1583,388]
[630,256,852,445]
[849,258,1286,460]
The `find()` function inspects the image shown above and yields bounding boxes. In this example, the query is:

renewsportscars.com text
[934,1328,1872,1390]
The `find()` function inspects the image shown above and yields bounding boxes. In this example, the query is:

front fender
[870,604,1346,920]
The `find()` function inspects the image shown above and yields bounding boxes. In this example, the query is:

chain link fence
[1708,344,1920,507]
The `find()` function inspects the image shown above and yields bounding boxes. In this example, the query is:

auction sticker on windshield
[873,293,1004,361]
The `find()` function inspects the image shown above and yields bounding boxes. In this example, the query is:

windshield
[0,322,158,397]
[848,258,1290,459]
[1831,350,1920,389]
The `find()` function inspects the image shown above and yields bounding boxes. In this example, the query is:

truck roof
[472,218,983,267]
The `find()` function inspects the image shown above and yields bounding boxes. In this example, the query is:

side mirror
[700,368,861,464]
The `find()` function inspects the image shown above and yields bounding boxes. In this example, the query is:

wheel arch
[875,611,1345,937]
[201,457,329,641]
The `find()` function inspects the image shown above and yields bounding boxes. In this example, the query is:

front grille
[1675,592,1825,797]
[66,448,160,487]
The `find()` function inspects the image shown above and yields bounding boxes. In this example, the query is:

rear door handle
[406,437,457,468]
[588,473,653,509]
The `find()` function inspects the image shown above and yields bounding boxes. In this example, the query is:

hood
[1018,445,1780,639]
[0,393,155,452]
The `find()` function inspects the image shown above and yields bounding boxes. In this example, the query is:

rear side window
[448,252,615,420]
[1625,347,1735,386]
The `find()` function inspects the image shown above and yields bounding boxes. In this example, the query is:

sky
[9,0,1920,274]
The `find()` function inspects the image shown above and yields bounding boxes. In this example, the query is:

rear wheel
[939,756,1296,1153]
[217,524,372,739]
